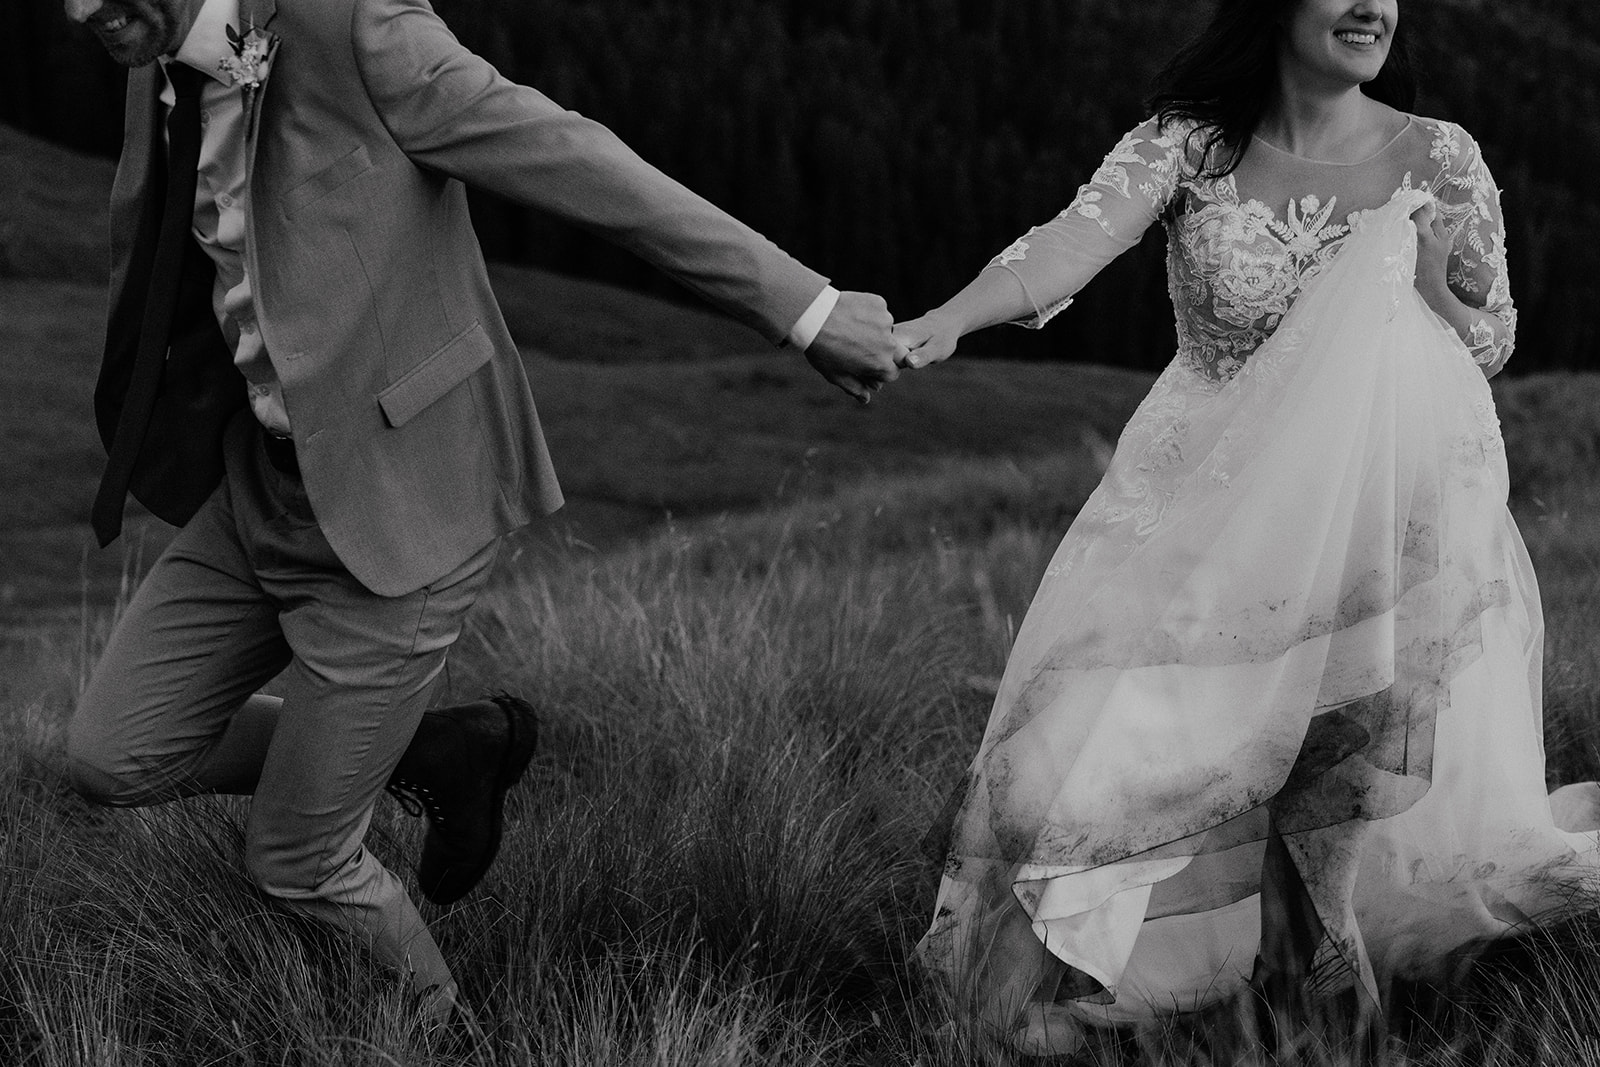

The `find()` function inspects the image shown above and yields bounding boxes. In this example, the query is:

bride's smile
[1281,0,1396,88]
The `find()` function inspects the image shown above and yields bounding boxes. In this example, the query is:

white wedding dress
[919,115,1600,1054]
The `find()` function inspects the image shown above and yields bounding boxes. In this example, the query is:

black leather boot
[386,694,538,905]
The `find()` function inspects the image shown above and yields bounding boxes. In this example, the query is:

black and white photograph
[1,0,1598,1062]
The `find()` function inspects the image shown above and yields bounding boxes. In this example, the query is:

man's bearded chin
[95,8,180,67]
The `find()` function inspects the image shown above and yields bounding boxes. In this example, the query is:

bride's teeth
[1336,31,1377,44]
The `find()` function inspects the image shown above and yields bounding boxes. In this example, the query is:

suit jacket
[99,0,828,596]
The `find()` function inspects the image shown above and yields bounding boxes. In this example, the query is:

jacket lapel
[108,66,164,283]
[96,63,238,514]
[101,65,167,389]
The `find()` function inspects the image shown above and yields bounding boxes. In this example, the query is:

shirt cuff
[786,286,840,351]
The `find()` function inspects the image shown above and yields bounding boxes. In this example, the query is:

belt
[262,430,299,477]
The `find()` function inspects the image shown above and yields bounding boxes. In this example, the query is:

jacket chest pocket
[283,144,373,218]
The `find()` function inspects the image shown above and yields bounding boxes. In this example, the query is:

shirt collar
[169,0,243,88]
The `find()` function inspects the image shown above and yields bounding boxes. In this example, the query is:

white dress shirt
[162,0,288,433]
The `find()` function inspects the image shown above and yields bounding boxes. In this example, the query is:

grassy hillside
[4,394,1600,1064]
[0,125,111,283]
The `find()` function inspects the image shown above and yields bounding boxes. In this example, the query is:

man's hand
[805,291,901,403]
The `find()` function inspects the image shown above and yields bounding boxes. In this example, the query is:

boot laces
[387,778,445,825]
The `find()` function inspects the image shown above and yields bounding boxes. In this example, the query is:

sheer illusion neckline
[1251,116,1414,168]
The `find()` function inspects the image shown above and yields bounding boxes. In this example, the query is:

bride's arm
[897,116,1189,366]
[892,271,1035,365]
[1419,122,1516,379]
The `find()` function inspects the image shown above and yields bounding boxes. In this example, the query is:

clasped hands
[806,291,960,403]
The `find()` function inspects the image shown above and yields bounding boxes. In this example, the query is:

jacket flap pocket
[283,144,373,218]
[377,323,493,428]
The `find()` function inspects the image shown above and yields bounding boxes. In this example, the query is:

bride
[896,0,1600,1053]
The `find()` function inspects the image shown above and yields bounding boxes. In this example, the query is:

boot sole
[422,694,538,905]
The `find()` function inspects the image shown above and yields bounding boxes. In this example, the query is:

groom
[60,0,901,1022]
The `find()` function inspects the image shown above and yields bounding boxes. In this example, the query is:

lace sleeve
[1428,122,1516,372]
[989,116,1190,328]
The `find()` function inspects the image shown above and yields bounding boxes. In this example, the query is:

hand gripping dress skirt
[917,187,1600,1055]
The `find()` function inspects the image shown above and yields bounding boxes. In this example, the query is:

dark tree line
[6,0,1597,370]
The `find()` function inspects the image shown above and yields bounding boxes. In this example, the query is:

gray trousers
[68,414,498,993]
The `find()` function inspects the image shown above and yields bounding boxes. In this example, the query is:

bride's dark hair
[1145,0,1417,179]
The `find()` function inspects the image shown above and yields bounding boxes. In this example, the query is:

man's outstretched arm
[350,0,898,394]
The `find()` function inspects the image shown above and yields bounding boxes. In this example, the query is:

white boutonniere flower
[219,21,276,93]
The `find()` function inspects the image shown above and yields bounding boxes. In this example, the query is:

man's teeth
[1336,31,1378,44]
[101,15,129,31]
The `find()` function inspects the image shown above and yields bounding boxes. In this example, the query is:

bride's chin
[1309,49,1388,86]
[1343,56,1390,83]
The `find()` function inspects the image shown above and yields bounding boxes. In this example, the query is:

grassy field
[5,360,1600,1063]
[8,122,1600,1065]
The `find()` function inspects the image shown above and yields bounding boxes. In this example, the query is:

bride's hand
[892,312,961,369]
[1410,200,1453,306]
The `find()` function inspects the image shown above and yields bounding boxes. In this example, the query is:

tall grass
[4,432,1600,1065]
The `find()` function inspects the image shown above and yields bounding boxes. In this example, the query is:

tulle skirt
[918,190,1600,1054]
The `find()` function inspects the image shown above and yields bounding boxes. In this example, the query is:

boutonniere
[219,21,277,94]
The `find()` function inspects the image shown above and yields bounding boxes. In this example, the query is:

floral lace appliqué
[1166,178,1354,385]
[1072,126,1190,238]
[1454,397,1507,466]
[995,239,1030,266]
[1421,120,1516,369]
[1082,370,1193,537]
[985,114,1516,390]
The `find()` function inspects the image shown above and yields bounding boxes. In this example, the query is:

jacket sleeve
[350,0,827,345]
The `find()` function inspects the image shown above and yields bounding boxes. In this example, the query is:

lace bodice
[993,115,1516,383]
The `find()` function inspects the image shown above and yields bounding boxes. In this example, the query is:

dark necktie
[92,63,207,546]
